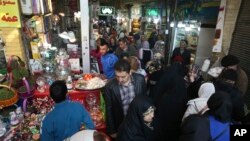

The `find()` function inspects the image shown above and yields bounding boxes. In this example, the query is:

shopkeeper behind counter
[41,80,95,141]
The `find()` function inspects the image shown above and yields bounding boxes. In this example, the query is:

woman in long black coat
[117,96,155,141]
[153,63,188,141]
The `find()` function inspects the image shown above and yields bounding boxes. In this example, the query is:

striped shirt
[119,81,135,116]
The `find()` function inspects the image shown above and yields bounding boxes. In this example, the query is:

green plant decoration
[8,58,35,89]
[0,88,14,100]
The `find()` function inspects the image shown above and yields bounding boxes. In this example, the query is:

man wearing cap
[220,54,248,95]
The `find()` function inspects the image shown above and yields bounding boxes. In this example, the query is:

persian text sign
[0,0,21,28]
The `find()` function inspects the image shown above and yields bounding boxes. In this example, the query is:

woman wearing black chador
[117,96,155,141]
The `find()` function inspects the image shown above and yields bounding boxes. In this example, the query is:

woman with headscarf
[108,37,118,53]
[180,91,232,141]
[145,60,164,99]
[185,64,204,100]
[117,96,155,141]
[128,56,147,77]
[182,82,215,121]
[139,35,153,69]
[153,62,188,141]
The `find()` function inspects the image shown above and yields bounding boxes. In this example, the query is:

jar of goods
[42,60,56,74]
[89,105,104,127]
[9,112,19,126]
[0,119,6,137]
[40,47,57,61]
[66,76,73,90]
[56,48,70,80]
[36,76,47,93]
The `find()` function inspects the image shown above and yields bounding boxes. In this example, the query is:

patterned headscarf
[145,60,162,74]
[185,64,202,87]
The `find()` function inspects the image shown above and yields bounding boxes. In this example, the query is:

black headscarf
[152,62,187,104]
[117,96,155,141]
[207,91,232,122]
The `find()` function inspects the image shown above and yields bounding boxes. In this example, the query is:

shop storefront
[0,0,108,140]
[168,0,221,66]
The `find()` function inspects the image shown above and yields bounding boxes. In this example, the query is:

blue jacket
[209,116,230,141]
[101,53,118,79]
[41,100,94,141]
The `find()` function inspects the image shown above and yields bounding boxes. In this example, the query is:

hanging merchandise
[30,39,42,60]
[32,0,41,14]
[33,16,45,33]
[20,0,33,15]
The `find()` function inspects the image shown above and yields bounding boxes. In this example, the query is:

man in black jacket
[104,60,147,140]
[215,69,245,122]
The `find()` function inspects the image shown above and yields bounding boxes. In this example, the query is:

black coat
[117,96,154,141]
[153,63,188,141]
[151,63,186,104]
[214,80,245,122]
[171,47,191,65]
[147,69,164,99]
[179,114,211,141]
[187,77,204,100]
[104,73,147,135]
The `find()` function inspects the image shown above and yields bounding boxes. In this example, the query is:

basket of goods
[0,84,18,108]
[75,74,107,90]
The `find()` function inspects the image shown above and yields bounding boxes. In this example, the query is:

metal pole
[80,0,90,73]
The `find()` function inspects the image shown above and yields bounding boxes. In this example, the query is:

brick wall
[0,28,26,61]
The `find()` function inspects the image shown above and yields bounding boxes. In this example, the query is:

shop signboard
[212,0,226,52]
[0,0,21,28]
[99,6,115,16]
[146,8,159,17]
